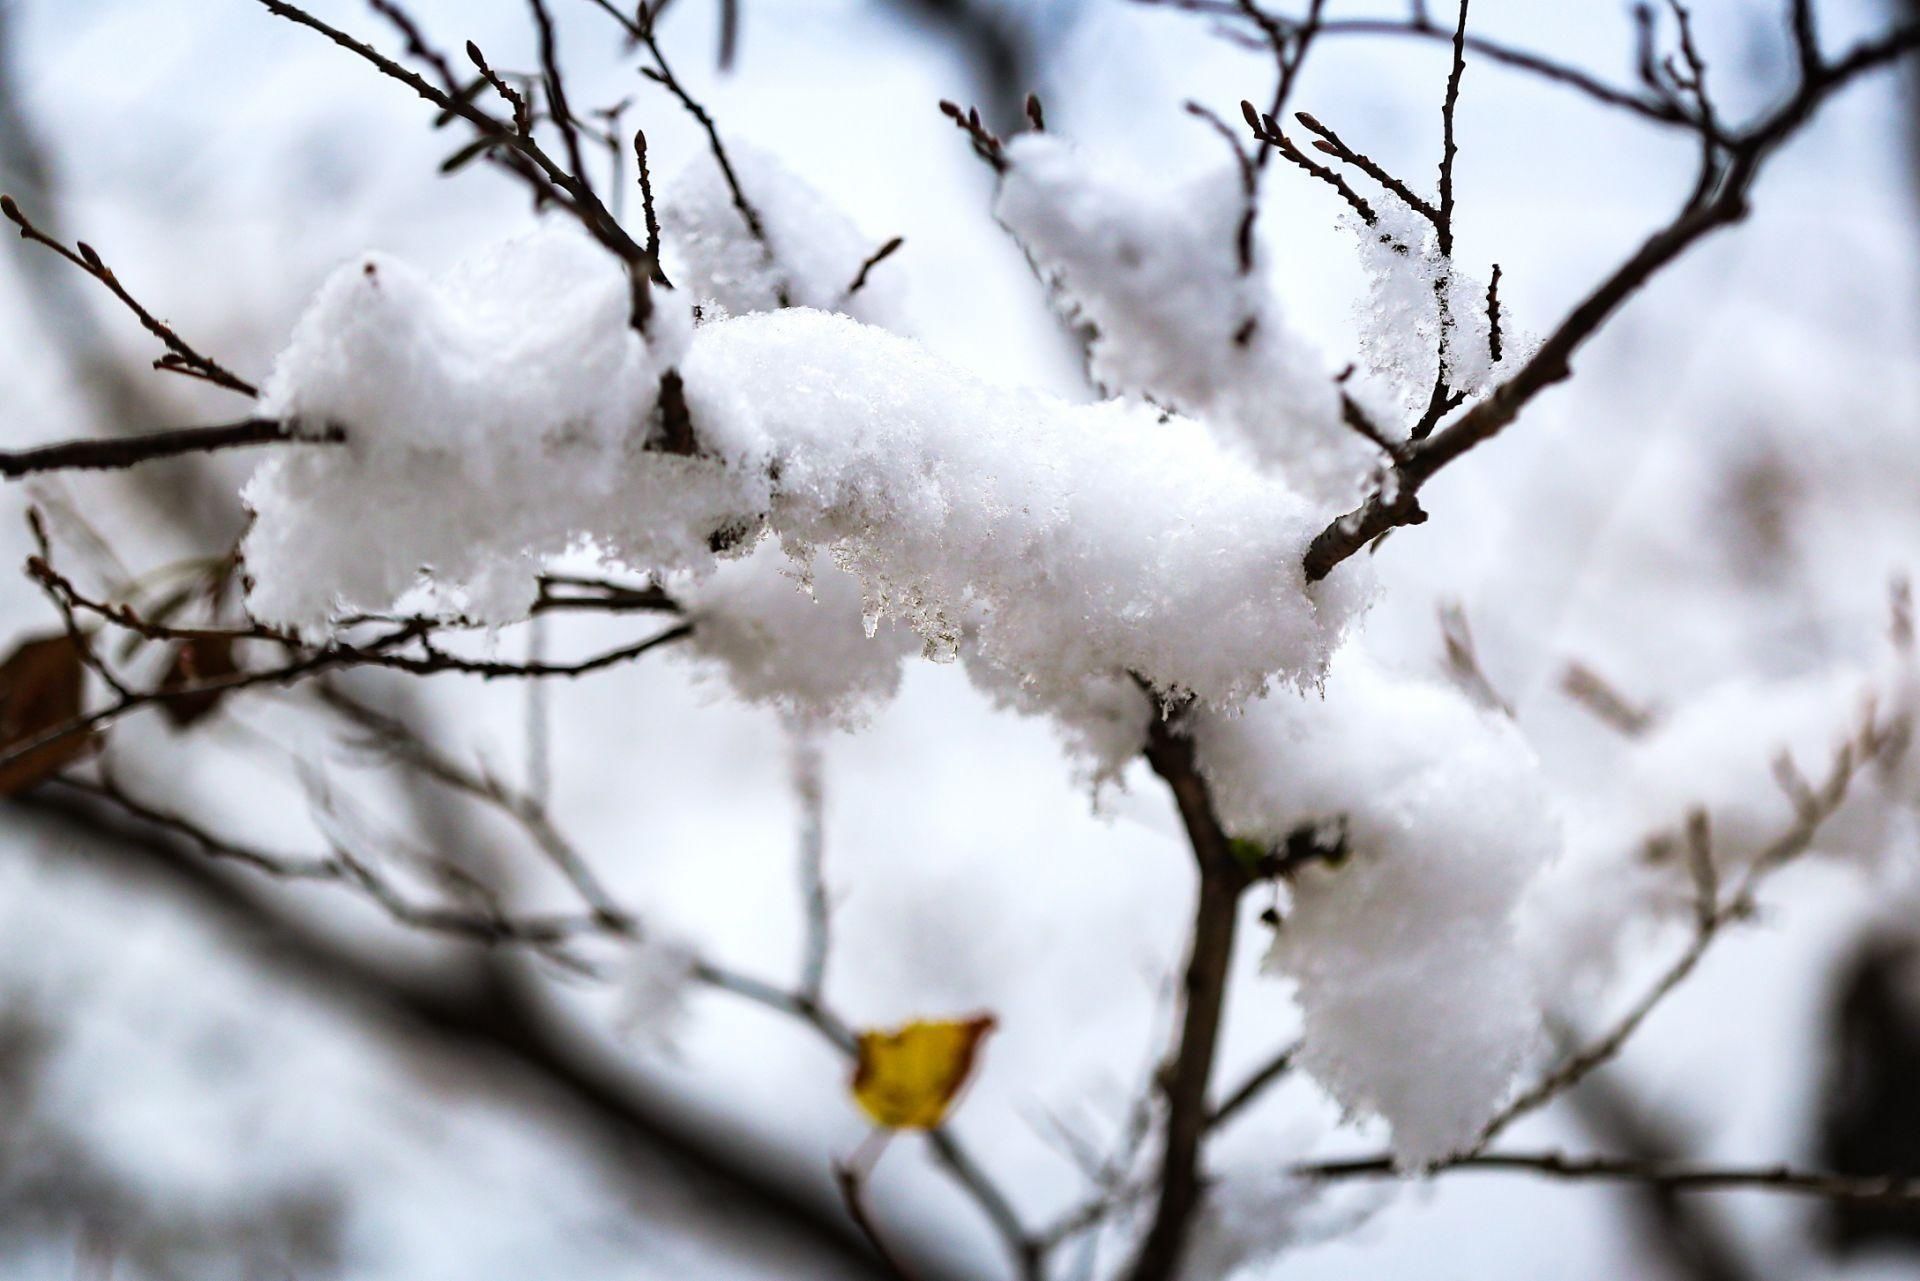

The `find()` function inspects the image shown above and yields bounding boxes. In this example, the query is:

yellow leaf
[850,1014,996,1130]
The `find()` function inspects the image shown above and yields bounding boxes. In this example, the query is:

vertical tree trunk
[1129,715,1250,1281]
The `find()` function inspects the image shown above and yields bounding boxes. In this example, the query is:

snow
[677,540,917,728]
[659,142,908,328]
[1195,651,1560,1168]
[240,223,707,630]
[242,227,1371,721]
[14,0,1920,1276]
[1344,205,1521,419]
[993,133,1371,503]
[682,308,1370,710]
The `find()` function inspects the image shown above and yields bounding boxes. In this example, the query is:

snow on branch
[239,223,1371,723]
[992,134,1371,501]
[1196,653,1559,1167]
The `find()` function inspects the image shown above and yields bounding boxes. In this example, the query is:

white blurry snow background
[0,0,1915,1279]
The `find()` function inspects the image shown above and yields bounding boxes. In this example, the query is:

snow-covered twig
[1297,17,1920,579]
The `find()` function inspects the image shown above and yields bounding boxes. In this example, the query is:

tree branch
[1295,1149,1920,1206]
[1302,17,1920,581]
[0,418,336,480]
[1124,706,1252,1281]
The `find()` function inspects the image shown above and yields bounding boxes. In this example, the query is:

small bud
[0,194,21,226]
[1239,100,1261,130]
[76,242,103,269]
[465,39,484,67]
[1024,93,1045,131]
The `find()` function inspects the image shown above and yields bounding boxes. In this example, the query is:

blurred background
[0,0,1917,1277]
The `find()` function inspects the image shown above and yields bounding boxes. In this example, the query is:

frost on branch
[993,135,1369,503]
[658,142,907,326]
[1346,205,1521,415]
[241,226,1369,718]
[1195,653,1559,1167]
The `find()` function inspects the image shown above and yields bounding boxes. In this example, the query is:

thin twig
[1294,111,1440,225]
[1480,715,1889,1146]
[1295,1149,1920,1204]
[1209,1040,1300,1129]
[1139,0,1694,129]
[845,236,905,299]
[1436,0,1470,256]
[1242,104,1376,225]
[0,419,338,480]
[0,195,258,396]
[583,0,789,303]
[1301,19,1920,580]
[793,734,831,1003]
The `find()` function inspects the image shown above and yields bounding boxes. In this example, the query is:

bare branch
[792,735,831,1004]
[845,236,906,299]
[248,0,646,263]
[0,418,337,481]
[632,129,671,285]
[1293,111,1440,225]
[1140,0,1694,129]
[583,0,790,303]
[1295,1149,1920,1205]
[1125,705,1252,1281]
[0,195,258,396]
[1561,660,1658,736]
[1209,1040,1300,1129]
[1436,0,1469,256]
[1481,713,1891,1146]
[1184,102,1259,273]
[833,1155,920,1281]
[939,98,1008,172]
[1437,601,1512,717]
[1242,103,1377,225]
[1303,19,1920,581]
